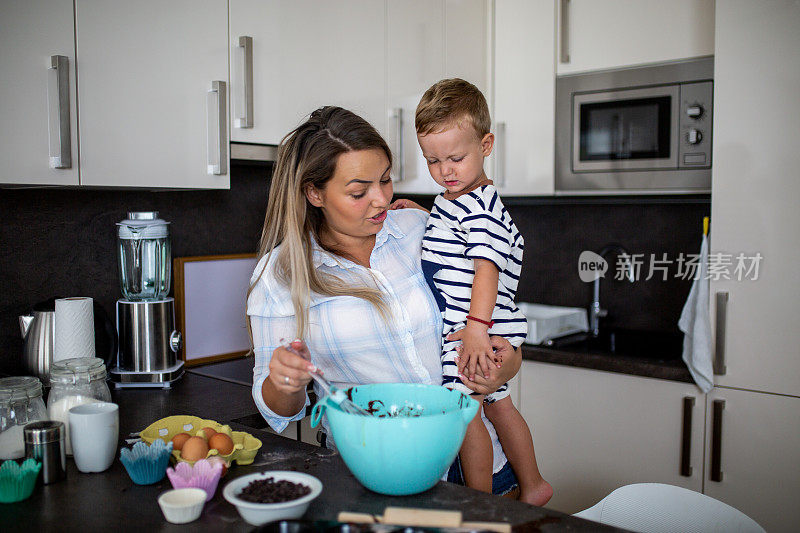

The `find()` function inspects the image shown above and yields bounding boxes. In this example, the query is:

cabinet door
[493,0,555,196]
[705,388,800,533]
[556,0,715,75]
[519,361,704,514]
[0,0,78,185]
[709,0,800,396]
[75,0,229,189]
[389,0,487,195]
[229,0,385,147]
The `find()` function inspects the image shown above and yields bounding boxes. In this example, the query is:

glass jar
[0,376,48,460]
[117,211,171,301]
[47,357,112,455]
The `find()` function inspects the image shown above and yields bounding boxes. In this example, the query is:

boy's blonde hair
[415,78,491,139]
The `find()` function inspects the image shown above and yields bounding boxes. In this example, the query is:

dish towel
[678,232,714,392]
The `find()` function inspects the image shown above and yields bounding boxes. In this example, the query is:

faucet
[590,244,635,337]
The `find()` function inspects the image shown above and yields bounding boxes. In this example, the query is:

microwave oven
[555,57,713,194]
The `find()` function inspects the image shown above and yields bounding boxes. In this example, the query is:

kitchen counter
[4,372,620,532]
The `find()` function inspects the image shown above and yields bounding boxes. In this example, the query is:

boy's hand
[390,198,428,212]
[455,322,494,381]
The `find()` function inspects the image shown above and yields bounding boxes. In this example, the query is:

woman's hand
[390,198,429,212]
[267,339,314,394]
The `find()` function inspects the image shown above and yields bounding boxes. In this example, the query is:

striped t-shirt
[421,184,527,347]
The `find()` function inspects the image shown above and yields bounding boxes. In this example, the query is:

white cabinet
[229,0,386,147]
[556,0,715,75]
[709,0,800,397]
[389,0,488,195]
[75,0,229,189]
[492,0,555,196]
[0,0,79,186]
[518,361,704,514]
[704,388,800,533]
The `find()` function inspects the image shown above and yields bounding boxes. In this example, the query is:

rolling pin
[337,508,511,533]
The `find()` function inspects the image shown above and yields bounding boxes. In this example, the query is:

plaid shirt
[247,208,508,473]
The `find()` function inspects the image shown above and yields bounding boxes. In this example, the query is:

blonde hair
[415,78,491,138]
[247,106,392,342]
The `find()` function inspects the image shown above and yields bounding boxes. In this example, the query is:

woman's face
[306,148,393,246]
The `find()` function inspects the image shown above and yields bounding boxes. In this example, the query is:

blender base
[109,361,184,389]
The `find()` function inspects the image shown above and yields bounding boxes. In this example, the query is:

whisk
[279,340,372,416]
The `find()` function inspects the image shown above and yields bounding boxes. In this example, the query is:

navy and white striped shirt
[421,184,528,347]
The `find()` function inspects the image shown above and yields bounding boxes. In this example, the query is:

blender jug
[117,212,171,301]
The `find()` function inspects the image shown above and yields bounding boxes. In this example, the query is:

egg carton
[140,415,262,466]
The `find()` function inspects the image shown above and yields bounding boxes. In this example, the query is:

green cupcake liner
[0,458,42,503]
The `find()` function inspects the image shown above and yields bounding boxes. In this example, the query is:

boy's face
[417,122,494,195]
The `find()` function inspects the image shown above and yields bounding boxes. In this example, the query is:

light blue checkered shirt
[247,208,508,473]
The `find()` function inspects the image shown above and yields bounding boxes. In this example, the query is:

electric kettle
[19,298,117,382]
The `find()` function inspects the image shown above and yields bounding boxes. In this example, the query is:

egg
[200,426,217,440]
[208,432,234,455]
[171,432,191,451]
[180,436,209,461]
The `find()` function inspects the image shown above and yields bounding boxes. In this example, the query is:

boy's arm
[459,258,499,381]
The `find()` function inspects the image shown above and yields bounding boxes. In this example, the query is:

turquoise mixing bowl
[310,383,478,496]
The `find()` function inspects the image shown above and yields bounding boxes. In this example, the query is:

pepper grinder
[24,421,67,484]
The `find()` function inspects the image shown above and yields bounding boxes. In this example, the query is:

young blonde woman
[247,106,525,496]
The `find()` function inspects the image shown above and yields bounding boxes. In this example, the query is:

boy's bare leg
[459,400,493,493]
[484,396,553,506]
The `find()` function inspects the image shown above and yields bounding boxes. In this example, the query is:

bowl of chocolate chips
[223,471,322,526]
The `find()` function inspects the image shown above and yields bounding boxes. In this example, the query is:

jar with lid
[0,376,48,460]
[47,357,112,455]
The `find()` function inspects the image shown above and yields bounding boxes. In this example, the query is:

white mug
[68,402,119,473]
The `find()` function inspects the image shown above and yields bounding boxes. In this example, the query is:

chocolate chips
[238,477,312,503]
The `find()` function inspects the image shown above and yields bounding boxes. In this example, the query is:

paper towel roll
[54,297,96,362]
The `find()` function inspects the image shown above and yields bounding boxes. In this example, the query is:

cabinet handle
[714,292,729,375]
[560,0,570,63]
[391,108,404,182]
[710,399,725,482]
[235,36,254,128]
[206,80,228,175]
[47,55,71,169]
[680,396,695,477]
[495,121,506,187]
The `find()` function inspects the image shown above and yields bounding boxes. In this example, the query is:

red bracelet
[466,315,494,327]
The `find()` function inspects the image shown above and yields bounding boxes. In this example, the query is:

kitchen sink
[544,328,684,361]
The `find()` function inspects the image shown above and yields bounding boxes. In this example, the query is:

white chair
[572,483,765,533]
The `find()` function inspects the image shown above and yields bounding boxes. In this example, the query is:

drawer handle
[710,399,725,482]
[391,107,404,182]
[680,396,695,477]
[714,292,729,375]
[560,0,571,63]
[235,36,254,128]
[207,80,228,175]
[47,55,71,169]
[495,121,506,187]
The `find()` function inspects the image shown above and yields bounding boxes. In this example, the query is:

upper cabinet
[76,0,229,189]
[0,0,79,186]
[557,0,715,75]
[492,0,555,196]
[229,0,386,147]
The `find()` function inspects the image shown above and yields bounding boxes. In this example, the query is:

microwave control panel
[678,81,713,168]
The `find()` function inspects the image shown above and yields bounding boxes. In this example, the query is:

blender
[108,212,183,388]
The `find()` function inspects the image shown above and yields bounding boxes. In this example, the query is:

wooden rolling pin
[337,507,511,533]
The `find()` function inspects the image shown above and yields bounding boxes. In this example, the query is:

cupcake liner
[120,439,173,485]
[166,458,224,501]
[0,458,42,503]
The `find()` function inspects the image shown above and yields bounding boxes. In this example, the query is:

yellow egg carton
[139,415,262,466]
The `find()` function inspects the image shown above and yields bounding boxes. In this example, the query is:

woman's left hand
[448,332,521,395]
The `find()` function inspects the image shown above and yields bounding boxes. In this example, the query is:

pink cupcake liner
[166,458,223,502]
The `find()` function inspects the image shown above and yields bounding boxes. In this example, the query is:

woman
[247,106,527,496]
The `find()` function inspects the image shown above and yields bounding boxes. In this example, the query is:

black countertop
[4,372,621,532]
